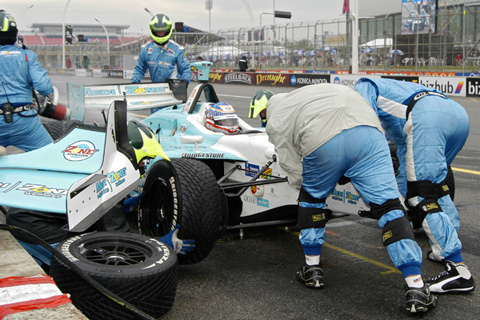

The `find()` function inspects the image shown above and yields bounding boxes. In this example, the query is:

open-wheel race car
[65,78,455,267]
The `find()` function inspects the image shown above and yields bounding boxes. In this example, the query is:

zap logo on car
[63,141,98,161]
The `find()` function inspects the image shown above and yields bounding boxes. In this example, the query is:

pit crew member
[354,77,474,294]
[266,84,436,313]
[0,11,53,152]
[131,13,191,113]
[249,89,274,128]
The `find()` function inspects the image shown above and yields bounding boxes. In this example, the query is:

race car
[69,79,455,266]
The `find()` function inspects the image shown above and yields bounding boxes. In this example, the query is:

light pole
[62,0,72,69]
[259,10,291,69]
[18,4,34,21]
[144,8,154,17]
[351,0,359,74]
[95,18,110,68]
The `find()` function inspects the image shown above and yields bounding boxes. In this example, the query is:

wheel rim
[143,177,177,237]
[76,238,154,266]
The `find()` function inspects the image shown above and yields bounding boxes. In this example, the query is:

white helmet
[205,102,239,135]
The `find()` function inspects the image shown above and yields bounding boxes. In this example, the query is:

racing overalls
[131,39,191,84]
[131,40,191,113]
[266,84,422,278]
[354,77,469,263]
[0,43,53,151]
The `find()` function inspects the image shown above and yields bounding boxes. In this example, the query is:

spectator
[239,55,248,72]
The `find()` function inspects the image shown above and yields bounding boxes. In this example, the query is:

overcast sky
[3,0,403,34]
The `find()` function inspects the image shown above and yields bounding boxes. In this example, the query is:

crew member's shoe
[426,261,475,293]
[405,284,437,313]
[296,263,324,288]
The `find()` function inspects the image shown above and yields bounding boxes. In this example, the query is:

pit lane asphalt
[50,77,480,319]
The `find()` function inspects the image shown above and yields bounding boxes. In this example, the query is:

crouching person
[265,84,436,313]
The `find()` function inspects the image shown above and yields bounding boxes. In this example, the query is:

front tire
[172,158,225,265]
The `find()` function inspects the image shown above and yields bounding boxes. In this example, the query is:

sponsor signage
[255,73,289,86]
[331,74,381,88]
[224,72,254,85]
[418,77,466,96]
[209,72,224,84]
[290,74,329,87]
[466,77,480,97]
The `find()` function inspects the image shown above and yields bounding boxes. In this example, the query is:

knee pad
[382,215,415,246]
[297,206,331,229]
[407,179,450,201]
[369,198,405,220]
[297,187,330,229]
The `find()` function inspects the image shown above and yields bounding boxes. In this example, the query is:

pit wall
[49,68,480,97]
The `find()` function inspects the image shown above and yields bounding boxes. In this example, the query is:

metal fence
[28,2,480,73]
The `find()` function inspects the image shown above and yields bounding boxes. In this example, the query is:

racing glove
[160,224,195,255]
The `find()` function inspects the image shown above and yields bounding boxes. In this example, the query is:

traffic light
[65,25,73,45]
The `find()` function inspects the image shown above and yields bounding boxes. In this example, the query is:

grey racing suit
[0,43,53,151]
[354,77,469,263]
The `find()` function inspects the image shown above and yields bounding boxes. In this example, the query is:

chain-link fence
[27,2,480,73]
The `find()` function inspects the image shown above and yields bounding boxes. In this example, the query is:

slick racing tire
[172,158,225,265]
[49,232,177,320]
[139,159,182,238]
[41,117,76,140]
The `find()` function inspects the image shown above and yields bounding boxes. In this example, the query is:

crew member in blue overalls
[266,84,436,313]
[354,77,475,294]
[0,11,53,152]
[131,13,191,113]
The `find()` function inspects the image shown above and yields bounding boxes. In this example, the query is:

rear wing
[68,80,187,115]
[0,101,142,232]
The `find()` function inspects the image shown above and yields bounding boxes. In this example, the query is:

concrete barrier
[0,229,88,320]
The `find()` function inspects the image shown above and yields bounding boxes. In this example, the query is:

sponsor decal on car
[257,198,269,208]
[181,152,225,158]
[180,123,188,135]
[13,184,68,198]
[245,163,259,177]
[96,167,128,198]
[124,85,167,94]
[63,141,98,161]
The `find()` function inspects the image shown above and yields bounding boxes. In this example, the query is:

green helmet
[0,11,17,45]
[249,89,274,119]
[149,14,173,45]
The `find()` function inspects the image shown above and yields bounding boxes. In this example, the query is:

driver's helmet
[0,11,18,45]
[149,14,173,45]
[249,89,274,120]
[128,120,169,175]
[205,102,239,135]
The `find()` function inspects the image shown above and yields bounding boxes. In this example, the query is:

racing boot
[296,263,324,288]
[426,261,475,293]
[405,283,437,313]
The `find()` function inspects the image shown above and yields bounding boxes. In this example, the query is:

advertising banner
[255,73,290,87]
[465,77,480,97]
[331,74,381,89]
[224,73,255,85]
[418,76,466,97]
[289,74,330,87]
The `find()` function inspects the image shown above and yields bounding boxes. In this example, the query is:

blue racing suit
[0,44,53,151]
[267,84,423,278]
[131,40,191,113]
[131,40,191,84]
[354,78,468,263]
